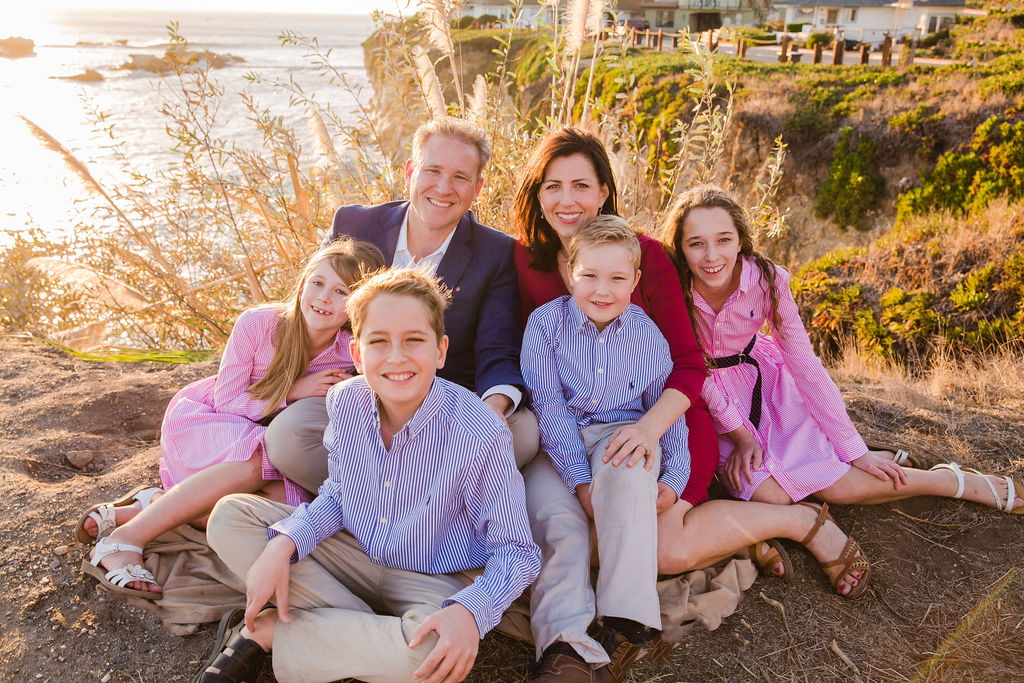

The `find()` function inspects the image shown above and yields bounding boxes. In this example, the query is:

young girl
[662,185,1023,538]
[77,238,386,599]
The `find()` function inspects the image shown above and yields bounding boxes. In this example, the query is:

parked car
[619,17,650,31]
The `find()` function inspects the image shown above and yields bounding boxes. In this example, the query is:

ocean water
[0,9,376,241]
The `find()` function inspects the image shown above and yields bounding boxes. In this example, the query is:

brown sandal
[191,608,267,683]
[748,539,794,582]
[797,502,871,599]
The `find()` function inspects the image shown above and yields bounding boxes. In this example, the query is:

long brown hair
[248,238,386,415]
[661,185,785,343]
[512,127,618,272]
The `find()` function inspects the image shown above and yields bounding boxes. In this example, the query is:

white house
[638,0,770,31]
[773,0,966,45]
[459,0,547,27]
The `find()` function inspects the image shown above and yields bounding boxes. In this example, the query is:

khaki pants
[265,396,540,492]
[207,494,531,683]
[523,421,661,665]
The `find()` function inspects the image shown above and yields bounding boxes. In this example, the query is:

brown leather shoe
[598,622,653,681]
[530,642,597,682]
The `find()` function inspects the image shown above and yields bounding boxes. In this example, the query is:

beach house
[772,0,967,46]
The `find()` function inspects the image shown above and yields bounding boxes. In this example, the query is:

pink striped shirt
[159,305,354,505]
[692,257,867,500]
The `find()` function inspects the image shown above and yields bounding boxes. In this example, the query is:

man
[266,116,538,488]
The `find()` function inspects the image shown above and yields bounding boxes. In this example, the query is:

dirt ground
[1,336,1022,682]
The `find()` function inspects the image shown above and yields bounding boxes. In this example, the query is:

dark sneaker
[530,642,597,682]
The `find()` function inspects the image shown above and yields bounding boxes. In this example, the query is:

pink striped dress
[693,257,867,502]
[159,305,354,506]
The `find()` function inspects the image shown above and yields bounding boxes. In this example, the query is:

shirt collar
[737,255,757,294]
[368,376,448,437]
[394,211,458,267]
[565,296,633,335]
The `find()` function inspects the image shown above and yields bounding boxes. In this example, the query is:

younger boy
[520,216,690,682]
[200,268,541,683]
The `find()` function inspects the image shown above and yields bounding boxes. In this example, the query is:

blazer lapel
[435,213,473,290]
[377,203,407,264]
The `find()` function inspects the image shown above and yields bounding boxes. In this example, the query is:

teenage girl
[76,238,386,599]
[661,185,1023,522]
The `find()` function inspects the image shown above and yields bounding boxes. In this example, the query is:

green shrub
[950,264,995,311]
[806,32,833,48]
[785,23,805,33]
[816,126,885,230]
[888,104,943,134]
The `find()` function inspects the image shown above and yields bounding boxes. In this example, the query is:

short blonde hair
[411,116,491,178]
[567,215,641,270]
[346,268,451,341]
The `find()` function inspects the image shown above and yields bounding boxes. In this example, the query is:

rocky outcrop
[0,37,35,58]
[55,69,104,82]
[118,48,244,74]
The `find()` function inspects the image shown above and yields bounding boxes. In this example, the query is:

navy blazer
[327,201,525,395]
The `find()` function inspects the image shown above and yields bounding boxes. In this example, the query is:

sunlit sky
[10,0,403,16]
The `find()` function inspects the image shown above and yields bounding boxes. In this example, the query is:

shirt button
[373,557,381,563]
[380,517,388,524]
[597,368,604,374]
[383,481,391,488]
[598,338,604,344]
[591,399,598,405]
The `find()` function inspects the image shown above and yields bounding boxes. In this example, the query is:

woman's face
[680,207,742,297]
[537,153,609,250]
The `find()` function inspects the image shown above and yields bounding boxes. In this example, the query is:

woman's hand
[286,368,352,402]
[603,422,659,470]
[723,425,763,492]
[851,450,907,489]
[244,535,296,632]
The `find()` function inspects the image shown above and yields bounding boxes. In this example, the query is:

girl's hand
[723,426,763,493]
[286,368,352,402]
[575,483,595,519]
[656,482,677,514]
[603,422,659,470]
[852,450,907,489]
[244,535,296,632]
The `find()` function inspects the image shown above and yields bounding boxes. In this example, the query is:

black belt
[711,335,762,430]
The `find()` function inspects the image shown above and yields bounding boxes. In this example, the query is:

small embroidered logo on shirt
[750,310,754,318]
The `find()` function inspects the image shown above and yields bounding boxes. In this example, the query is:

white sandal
[74,485,163,544]
[931,462,1024,513]
[81,537,162,600]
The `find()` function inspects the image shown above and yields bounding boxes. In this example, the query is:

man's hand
[852,450,907,489]
[243,535,296,632]
[655,482,677,514]
[723,425,763,492]
[603,422,659,470]
[575,483,595,519]
[482,394,512,427]
[409,603,480,683]
[287,368,352,402]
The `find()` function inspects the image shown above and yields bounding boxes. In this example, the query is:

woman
[510,128,873,680]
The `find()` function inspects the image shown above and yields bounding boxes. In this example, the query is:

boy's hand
[604,423,658,470]
[656,482,677,514]
[723,426,762,492]
[244,535,296,632]
[409,603,479,683]
[287,368,352,401]
[575,483,595,519]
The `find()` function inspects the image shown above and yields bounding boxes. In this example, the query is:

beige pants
[207,494,531,683]
[265,396,540,492]
[523,421,661,665]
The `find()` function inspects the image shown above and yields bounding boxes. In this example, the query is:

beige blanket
[126,525,756,644]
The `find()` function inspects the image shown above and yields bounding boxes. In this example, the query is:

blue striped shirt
[268,376,541,637]
[521,296,690,496]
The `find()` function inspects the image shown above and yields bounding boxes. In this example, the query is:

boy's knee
[206,494,249,554]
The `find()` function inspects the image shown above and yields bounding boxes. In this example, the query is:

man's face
[404,134,484,237]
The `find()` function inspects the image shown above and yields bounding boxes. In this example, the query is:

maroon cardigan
[514,235,717,507]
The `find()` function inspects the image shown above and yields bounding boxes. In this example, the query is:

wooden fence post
[737,38,746,58]
[813,43,823,63]
[881,35,893,66]
[657,29,663,51]
[860,43,870,64]
[832,37,844,65]
[778,35,791,62]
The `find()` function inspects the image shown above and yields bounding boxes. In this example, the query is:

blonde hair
[660,185,785,340]
[411,116,491,178]
[567,215,641,271]
[247,238,387,416]
[346,268,451,342]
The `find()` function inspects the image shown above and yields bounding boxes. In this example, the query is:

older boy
[520,216,690,682]
[199,268,540,683]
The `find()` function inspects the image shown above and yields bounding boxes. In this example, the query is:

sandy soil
[1,336,1022,682]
